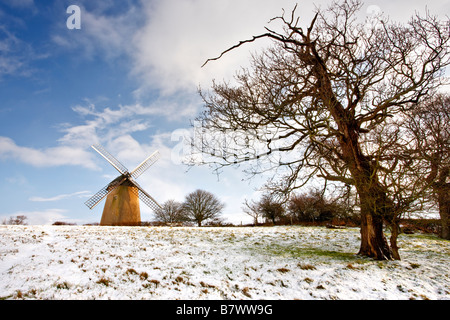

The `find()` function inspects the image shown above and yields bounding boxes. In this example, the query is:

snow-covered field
[0,225,448,300]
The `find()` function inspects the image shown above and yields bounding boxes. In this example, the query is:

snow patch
[0,225,448,300]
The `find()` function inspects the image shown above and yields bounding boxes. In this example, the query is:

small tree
[288,189,350,223]
[242,199,263,225]
[244,193,285,225]
[259,193,285,224]
[402,94,450,239]
[289,191,324,222]
[153,200,185,224]
[2,215,28,225]
[182,189,225,227]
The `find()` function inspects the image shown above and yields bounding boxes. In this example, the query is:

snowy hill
[0,225,448,300]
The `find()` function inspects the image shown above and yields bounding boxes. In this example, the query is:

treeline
[241,189,442,235]
[243,189,359,226]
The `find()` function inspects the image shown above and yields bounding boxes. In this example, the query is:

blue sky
[0,0,448,225]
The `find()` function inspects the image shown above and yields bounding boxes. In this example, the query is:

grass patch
[298,263,316,270]
[56,281,71,290]
[401,233,448,242]
[276,267,290,273]
[139,272,149,280]
[96,277,111,286]
[252,243,358,261]
[125,268,138,275]
[302,248,357,260]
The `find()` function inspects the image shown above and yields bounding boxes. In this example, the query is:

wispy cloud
[29,191,91,202]
[51,1,144,61]
[0,96,186,171]
[131,0,297,95]
[0,136,98,169]
[0,3,51,79]
[0,25,33,78]
[50,0,300,104]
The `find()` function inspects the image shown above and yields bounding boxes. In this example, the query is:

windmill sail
[130,150,160,179]
[84,175,126,209]
[129,179,162,211]
[92,144,128,175]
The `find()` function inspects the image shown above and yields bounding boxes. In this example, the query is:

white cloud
[48,0,450,97]
[131,0,450,97]
[52,2,143,61]
[29,191,91,202]
[0,25,33,78]
[5,174,29,186]
[0,95,193,171]
[131,0,299,95]
[0,136,98,169]
[366,0,449,21]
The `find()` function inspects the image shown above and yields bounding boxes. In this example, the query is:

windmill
[85,144,162,226]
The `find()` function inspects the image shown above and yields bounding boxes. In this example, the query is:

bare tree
[402,94,450,239]
[364,94,450,256]
[257,193,286,224]
[153,199,185,224]
[196,0,450,259]
[356,118,433,259]
[288,192,319,223]
[242,199,263,225]
[182,189,225,227]
[2,215,28,225]
[287,188,353,224]
[289,190,328,222]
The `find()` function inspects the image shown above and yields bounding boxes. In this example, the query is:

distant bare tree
[2,215,28,225]
[288,190,327,223]
[242,199,263,225]
[362,94,450,257]
[153,200,185,224]
[288,189,352,223]
[182,190,225,227]
[258,193,285,224]
[197,0,450,259]
[245,193,285,225]
[402,94,450,239]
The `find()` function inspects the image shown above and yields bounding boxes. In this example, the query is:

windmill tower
[85,144,162,226]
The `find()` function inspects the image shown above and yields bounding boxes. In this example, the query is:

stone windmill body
[85,144,161,226]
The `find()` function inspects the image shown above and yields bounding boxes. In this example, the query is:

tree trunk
[335,118,394,260]
[337,131,394,259]
[437,183,450,240]
[357,202,393,260]
[350,168,395,260]
[389,220,401,260]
